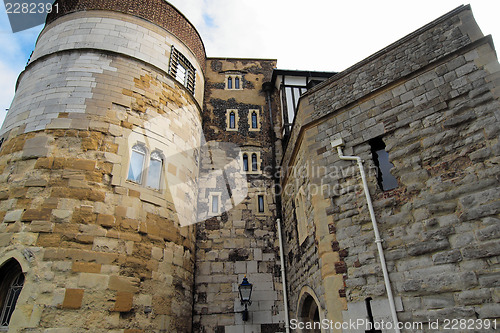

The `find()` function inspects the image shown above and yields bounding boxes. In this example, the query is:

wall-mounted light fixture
[238,276,253,321]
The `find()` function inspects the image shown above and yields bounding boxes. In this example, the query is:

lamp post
[238,276,253,321]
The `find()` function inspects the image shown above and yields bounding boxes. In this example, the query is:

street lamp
[238,276,253,321]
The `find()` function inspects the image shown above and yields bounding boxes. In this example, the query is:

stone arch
[297,286,324,333]
[0,257,25,328]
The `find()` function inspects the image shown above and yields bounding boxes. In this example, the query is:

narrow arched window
[127,144,146,183]
[251,111,258,129]
[243,154,249,171]
[227,77,232,89]
[229,111,236,129]
[0,259,24,328]
[146,151,163,190]
[258,195,265,213]
[251,153,258,171]
[235,77,240,89]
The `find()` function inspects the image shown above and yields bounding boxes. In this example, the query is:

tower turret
[0,0,205,331]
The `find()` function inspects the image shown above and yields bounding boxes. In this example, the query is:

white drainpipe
[331,138,400,333]
[277,218,291,333]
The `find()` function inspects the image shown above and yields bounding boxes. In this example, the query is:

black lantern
[238,276,253,321]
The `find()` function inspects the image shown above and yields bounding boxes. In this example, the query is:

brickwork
[281,5,500,331]
[46,0,207,72]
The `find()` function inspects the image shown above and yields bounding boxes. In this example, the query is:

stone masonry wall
[0,10,203,331]
[193,58,286,333]
[281,6,500,332]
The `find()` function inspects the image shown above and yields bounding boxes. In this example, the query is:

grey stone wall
[281,5,500,331]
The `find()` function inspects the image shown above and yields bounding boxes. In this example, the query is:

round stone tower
[0,0,205,331]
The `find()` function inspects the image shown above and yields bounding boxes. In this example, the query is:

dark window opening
[227,77,232,89]
[251,111,258,129]
[242,154,248,171]
[235,77,240,89]
[258,195,264,212]
[364,298,382,333]
[251,153,258,171]
[369,137,398,191]
[0,259,25,328]
[229,111,236,129]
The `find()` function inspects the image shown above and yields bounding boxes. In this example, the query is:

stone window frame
[255,192,268,215]
[127,143,147,184]
[225,74,243,90]
[248,109,261,131]
[126,142,165,192]
[145,150,165,191]
[226,109,239,131]
[240,150,261,175]
[208,191,222,216]
[169,46,196,95]
[295,186,308,244]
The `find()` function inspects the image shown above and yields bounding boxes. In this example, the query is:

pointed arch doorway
[297,287,323,333]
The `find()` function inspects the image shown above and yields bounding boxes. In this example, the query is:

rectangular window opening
[169,46,196,94]
[211,195,219,214]
[369,137,398,191]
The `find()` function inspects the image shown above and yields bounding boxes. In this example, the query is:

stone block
[476,303,500,319]
[112,292,133,312]
[22,208,52,221]
[72,262,101,273]
[97,214,115,227]
[456,289,491,305]
[78,273,109,290]
[108,275,139,293]
[70,159,96,171]
[28,221,53,233]
[61,288,84,309]
[462,241,500,259]
[4,209,24,223]
[432,249,462,264]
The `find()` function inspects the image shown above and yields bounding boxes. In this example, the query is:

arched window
[242,154,249,171]
[227,77,232,89]
[251,111,258,129]
[0,259,24,328]
[258,195,265,213]
[127,144,146,184]
[146,151,163,190]
[235,77,240,89]
[251,153,258,171]
[229,111,236,129]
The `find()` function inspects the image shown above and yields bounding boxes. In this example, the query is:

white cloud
[168,0,500,72]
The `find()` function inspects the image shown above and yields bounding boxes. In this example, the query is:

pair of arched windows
[127,144,164,190]
[227,76,240,90]
[242,153,258,172]
[227,110,258,130]
[0,259,24,328]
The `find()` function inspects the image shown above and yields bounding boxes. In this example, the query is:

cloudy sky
[0,0,499,126]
